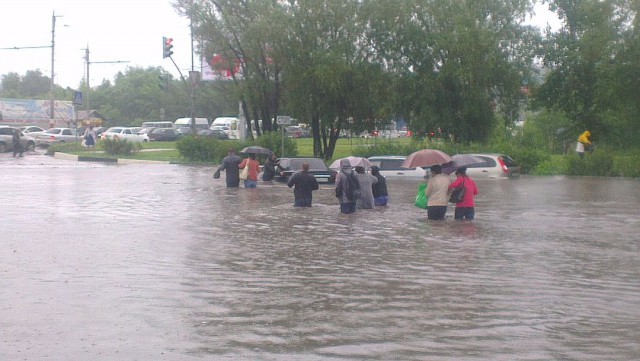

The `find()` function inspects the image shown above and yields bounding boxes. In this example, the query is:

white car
[100,127,149,143]
[462,153,520,179]
[32,127,82,146]
[367,156,428,178]
[19,126,46,136]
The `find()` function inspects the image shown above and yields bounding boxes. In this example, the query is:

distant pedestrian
[335,159,359,214]
[239,154,261,188]
[425,164,451,220]
[448,167,479,220]
[83,126,96,149]
[216,149,242,187]
[576,130,592,159]
[287,162,319,207]
[262,153,277,182]
[354,166,377,209]
[370,165,388,206]
[12,128,23,157]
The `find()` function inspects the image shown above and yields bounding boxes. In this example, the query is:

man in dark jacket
[287,162,319,207]
[217,149,242,187]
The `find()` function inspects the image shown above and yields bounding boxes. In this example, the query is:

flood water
[2,152,639,360]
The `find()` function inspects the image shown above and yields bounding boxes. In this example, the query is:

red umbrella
[402,149,452,168]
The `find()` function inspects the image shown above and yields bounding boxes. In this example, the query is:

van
[211,117,240,139]
[141,121,173,129]
[174,117,209,130]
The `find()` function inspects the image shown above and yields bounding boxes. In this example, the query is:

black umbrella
[240,146,273,155]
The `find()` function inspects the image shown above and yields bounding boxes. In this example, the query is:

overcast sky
[0,0,193,89]
[0,1,560,91]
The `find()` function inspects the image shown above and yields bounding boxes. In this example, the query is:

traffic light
[162,36,173,59]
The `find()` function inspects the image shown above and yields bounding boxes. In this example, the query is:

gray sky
[0,1,560,91]
[0,0,193,89]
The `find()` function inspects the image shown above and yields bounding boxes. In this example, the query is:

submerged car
[367,156,428,178]
[275,157,336,184]
[462,153,520,178]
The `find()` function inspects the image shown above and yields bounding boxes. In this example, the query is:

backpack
[344,171,361,201]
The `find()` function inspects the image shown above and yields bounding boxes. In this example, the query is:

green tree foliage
[536,0,639,147]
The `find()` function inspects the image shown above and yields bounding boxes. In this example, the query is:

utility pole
[50,11,62,128]
[82,45,129,124]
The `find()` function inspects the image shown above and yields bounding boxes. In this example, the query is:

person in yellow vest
[576,130,592,159]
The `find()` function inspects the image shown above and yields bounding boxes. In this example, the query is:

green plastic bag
[415,183,428,209]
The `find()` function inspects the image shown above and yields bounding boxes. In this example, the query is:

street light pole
[50,11,60,128]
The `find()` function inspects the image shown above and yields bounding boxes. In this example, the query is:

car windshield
[45,129,62,134]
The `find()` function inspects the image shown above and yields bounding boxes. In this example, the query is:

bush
[176,136,240,162]
[102,138,142,156]
[254,131,297,158]
[565,151,615,176]
[613,154,640,178]
[176,133,293,163]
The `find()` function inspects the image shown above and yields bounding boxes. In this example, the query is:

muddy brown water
[2,152,639,360]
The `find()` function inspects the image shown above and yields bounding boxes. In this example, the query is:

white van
[141,121,173,129]
[174,117,210,130]
[211,117,240,139]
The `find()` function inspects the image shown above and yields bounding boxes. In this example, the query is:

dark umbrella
[441,154,486,175]
[239,146,273,155]
[402,149,452,168]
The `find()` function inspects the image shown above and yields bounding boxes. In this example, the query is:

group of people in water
[214,149,477,220]
[214,150,389,211]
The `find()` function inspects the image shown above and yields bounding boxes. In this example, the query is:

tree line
[2,0,638,158]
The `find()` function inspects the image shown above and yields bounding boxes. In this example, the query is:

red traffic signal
[162,36,174,59]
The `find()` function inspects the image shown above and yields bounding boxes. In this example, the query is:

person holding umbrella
[425,164,451,220]
[448,167,479,220]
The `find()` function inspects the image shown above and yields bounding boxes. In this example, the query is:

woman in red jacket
[239,154,261,188]
[448,167,479,220]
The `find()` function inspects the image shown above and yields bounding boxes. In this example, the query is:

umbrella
[442,154,486,175]
[239,146,273,155]
[329,156,372,170]
[402,149,452,168]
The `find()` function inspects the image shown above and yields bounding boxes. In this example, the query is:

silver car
[33,127,82,147]
[0,125,36,152]
[367,156,428,178]
[463,153,520,178]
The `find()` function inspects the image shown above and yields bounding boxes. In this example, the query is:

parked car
[275,157,336,183]
[367,156,428,178]
[19,126,46,136]
[175,126,198,136]
[147,127,181,142]
[285,126,310,138]
[32,127,81,147]
[210,125,231,136]
[462,153,520,179]
[197,129,229,140]
[0,125,36,152]
[100,127,149,143]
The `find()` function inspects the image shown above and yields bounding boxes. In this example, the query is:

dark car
[275,157,336,184]
[147,127,181,142]
[197,129,229,140]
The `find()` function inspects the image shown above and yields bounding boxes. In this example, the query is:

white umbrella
[329,156,372,170]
